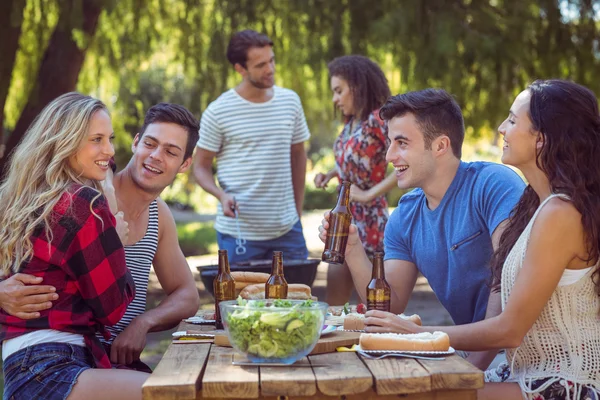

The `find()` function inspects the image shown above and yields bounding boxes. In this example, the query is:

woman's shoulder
[56,184,108,217]
[535,195,581,231]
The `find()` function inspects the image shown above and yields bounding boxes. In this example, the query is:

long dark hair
[327,55,391,122]
[490,80,600,303]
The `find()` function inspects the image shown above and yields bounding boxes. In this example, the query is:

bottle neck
[271,255,283,275]
[371,258,385,279]
[336,183,351,209]
[218,253,231,274]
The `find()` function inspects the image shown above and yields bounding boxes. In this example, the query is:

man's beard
[249,76,273,89]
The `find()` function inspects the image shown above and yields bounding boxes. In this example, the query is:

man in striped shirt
[0,103,201,371]
[193,30,311,263]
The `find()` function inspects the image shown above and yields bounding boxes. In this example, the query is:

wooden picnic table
[142,321,484,400]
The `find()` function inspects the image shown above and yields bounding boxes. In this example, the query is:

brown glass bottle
[214,249,236,329]
[366,252,391,312]
[265,251,288,299]
[322,181,352,264]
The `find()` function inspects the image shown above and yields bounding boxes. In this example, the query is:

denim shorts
[217,219,309,263]
[3,343,93,400]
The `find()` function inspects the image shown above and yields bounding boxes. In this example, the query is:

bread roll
[343,312,422,331]
[399,313,422,326]
[230,272,270,296]
[359,331,450,351]
[343,313,366,330]
[239,283,312,300]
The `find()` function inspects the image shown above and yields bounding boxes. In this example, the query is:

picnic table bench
[142,321,484,399]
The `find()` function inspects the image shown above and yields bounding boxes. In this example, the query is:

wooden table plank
[257,357,317,397]
[201,346,259,398]
[417,355,484,391]
[361,356,432,395]
[257,388,476,399]
[142,343,210,400]
[308,352,373,396]
[212,329,360,355]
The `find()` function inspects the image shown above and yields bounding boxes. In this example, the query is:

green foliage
[176,221,218,257]
[2,0,600,199]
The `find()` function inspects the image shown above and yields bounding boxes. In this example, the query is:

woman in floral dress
[315,55,397,305]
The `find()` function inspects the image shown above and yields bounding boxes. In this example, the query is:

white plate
[184,316,216,324]
[320,325,337,336]
[172,331,215,338]
[356,345,455,356]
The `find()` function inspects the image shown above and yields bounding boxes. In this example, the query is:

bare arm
[193,147,235,217]
[365,201,585,352]
[0,274,57,319]
[318,211,418,309]
[314,168,339,189]
[350,173,398,203]
[137,199,200,332]
[464,220,507,369]
[110,200,200,365]
[290,142,307,217]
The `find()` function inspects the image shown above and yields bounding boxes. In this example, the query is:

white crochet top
[501,194,600,397]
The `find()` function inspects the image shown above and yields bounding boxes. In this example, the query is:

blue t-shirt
[384,161,525,325]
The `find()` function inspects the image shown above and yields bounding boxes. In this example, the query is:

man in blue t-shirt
[319,88,525,369]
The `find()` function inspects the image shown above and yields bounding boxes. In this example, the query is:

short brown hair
[226,30,273,68]
[379,89,464,158]
[140,103,199,160]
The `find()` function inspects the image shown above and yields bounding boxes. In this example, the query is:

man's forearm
[194,165,225,201]
[136,286,199,332]
[291,146,307,216]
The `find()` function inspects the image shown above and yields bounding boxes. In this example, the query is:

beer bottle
[322,181,352,264]
[214,249,236,329]
[266,251,288,299]
[366,252,391,312]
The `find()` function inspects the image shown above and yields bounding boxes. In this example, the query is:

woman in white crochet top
[363,79,600,400]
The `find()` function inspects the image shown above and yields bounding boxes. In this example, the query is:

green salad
[224,297,325,359]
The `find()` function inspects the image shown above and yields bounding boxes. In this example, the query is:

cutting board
[213,329,361,355]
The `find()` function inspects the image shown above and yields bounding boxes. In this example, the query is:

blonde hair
[0,92,108,276]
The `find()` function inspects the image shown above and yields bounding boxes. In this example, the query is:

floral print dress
[333,110,389,257]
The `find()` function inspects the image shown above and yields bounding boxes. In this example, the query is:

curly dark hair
[327,55,391,122]
[490,80,600,305]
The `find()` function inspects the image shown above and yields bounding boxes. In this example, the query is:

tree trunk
[0,0,104,177]
[0,0,26,144]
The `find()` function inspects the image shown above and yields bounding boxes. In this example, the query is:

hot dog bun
[230,272,270,296]
[343,313,365,330]
[399,313,422,326]
[359,331,450,351]
[239,283,312,300]
[343,313,422,331]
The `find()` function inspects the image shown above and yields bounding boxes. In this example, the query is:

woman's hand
[364,310,423,334]
[314,172,333,189]
[350,186,373,203]
[114,211,129,244]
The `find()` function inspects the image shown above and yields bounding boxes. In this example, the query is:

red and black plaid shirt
[0,184,135,368]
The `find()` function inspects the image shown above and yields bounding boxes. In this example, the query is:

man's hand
[114,211,129,244]
[0,274,57,319]
[110,318,149,365]
[220,193,237,218]
[350,186,373,203]
[318,211,361,250]
[364,310,423,334]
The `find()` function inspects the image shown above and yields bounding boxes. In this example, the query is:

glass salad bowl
[220,298,328,364]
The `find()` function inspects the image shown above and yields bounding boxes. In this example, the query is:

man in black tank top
[0,103,201,371]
